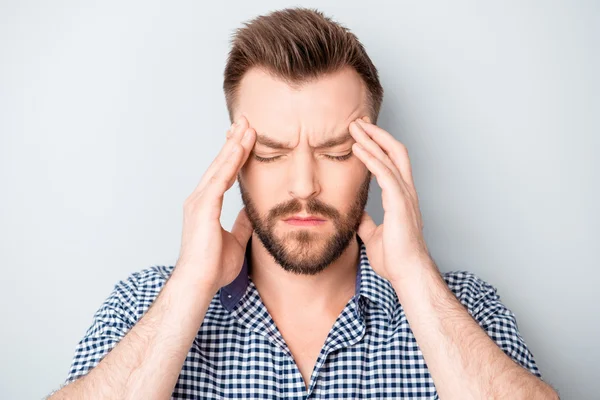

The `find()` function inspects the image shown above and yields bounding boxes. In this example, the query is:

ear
[362,116,372,124]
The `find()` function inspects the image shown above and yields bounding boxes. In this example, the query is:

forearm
[392,261,558,400]
[50,267,217,400]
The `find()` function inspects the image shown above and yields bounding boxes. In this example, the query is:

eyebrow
[255,132,353,150]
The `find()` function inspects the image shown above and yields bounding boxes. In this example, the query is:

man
[49,7,559,399]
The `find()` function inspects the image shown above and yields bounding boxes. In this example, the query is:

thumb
[230,207,254,247]
[357,211,377,243]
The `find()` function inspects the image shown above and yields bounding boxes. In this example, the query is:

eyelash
[253,152,353,163]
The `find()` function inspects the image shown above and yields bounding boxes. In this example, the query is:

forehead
[235,66,368,144]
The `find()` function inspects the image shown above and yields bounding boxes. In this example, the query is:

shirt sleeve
[444,271,543,379]
[63,271,140,385]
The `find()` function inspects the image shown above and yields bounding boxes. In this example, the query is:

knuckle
[208,173,219,186]
[230,143,241,155]
[383,165,395,179]
[183,195,195,209]
[396,142,408,157]
[208,173,227,192]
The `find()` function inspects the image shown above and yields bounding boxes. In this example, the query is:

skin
[233,66,373,317]
[229,66,560,398]
[47,63,559,399]
[347,119,559,399]
[225,66,377,389]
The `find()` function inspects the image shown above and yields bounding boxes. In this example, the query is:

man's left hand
[349,117,435,284]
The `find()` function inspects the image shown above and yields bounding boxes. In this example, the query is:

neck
[249,232,360,319]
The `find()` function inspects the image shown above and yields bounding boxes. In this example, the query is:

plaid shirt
[64,236,542,398]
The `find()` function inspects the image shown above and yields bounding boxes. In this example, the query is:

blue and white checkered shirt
[64,236,542,398]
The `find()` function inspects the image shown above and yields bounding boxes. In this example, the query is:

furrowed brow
[255,133,353,150]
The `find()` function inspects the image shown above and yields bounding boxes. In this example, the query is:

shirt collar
[219,234,397,324]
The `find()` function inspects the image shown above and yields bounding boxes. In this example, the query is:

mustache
[268,198,339,221]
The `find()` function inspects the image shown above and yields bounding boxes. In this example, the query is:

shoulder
[113,265,176,294]
[441,270,498,298]
[109,265,177,316]
[126,264,176,291]
[440,270,502,320]
[440,270,543,378]
[63,265,178,385]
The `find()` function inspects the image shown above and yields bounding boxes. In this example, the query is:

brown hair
[223,7,384,123]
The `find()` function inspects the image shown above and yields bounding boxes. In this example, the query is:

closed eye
[253,152,353,163]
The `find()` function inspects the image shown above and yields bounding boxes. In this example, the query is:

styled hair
[223,7,384,123]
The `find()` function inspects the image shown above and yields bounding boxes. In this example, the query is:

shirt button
[227,294,232,298]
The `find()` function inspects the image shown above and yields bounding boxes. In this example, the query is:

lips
[284,215,325,221]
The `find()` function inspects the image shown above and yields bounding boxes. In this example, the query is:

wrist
[171,265,220,297]
[389,256,439,288]
[390,257,445,304]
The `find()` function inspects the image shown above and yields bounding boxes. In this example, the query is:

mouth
[283,215,327,226]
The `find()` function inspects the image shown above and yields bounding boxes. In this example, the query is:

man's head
[223,7,383,276]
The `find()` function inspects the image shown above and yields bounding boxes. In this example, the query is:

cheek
[239,168,282,211]
[321,166,366,201]
[324,161,367,187]
[240,163,273,189]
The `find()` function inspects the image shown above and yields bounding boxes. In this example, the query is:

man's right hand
[48,118,257,400]
[174,116,257,293]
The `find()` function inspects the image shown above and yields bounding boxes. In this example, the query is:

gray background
[1,1,597,399]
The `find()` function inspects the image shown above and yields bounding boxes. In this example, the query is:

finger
[349,120,404,185]
[360,118,422,230]
[226,122,236,139]
[355,119,416,194]
[202,127,255,205]
[200,142,246,212]
[226,119,244,139]
[352,142,406,214]
[356,211,377,243]
[193,116,249,195]
[230,207,254,247]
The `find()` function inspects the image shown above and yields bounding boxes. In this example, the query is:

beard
[237,170,371,276]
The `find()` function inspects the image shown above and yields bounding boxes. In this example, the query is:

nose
[287,150,321,201]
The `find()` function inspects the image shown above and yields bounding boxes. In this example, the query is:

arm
[347,118,558,398]
[391,260,559,400]
[49,116,256,399]
[48,268,217,400]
